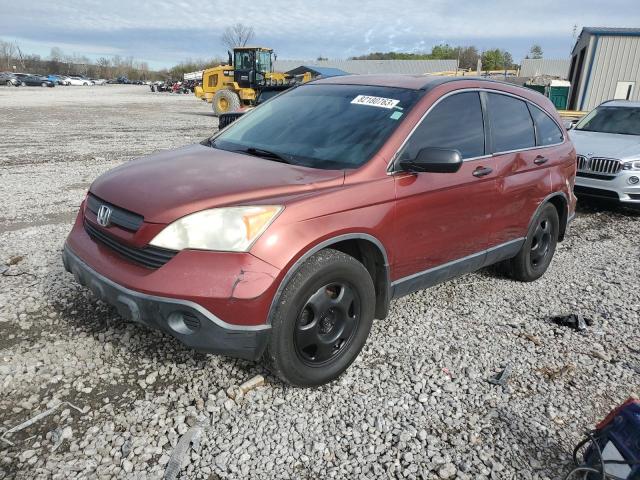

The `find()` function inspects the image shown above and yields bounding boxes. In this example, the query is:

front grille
[576,172,617,180]
[576,156,622,176]
[86,194,144,231]
[574,185,620,199]
[218,112,245,129]
[84,221,177,269]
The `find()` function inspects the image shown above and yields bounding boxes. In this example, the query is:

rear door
[486,92,563,249]
[392,90,497,295]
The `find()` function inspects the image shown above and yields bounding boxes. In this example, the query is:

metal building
[519,58,570,79]
[273,59,458,75]
[568,27,640,111]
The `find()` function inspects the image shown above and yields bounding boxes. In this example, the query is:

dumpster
[524,79,570,110]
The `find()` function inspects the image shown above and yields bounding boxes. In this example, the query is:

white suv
[569,100,640,209]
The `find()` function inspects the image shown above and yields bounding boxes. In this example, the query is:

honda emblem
[97,205,112,227]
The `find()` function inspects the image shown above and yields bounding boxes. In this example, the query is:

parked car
[91,78,107,85]
[0,72,20,86]
[218,85,291,129]
[14,74,55,87]
[66,76,94,86]
[63,76,576,386]
[569,100,640,209]
[47,75,65,85]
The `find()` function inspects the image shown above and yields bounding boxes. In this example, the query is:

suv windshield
[575,106,640,135]
[211,84,422,169]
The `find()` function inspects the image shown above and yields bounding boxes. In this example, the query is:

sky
[1,0,639,70]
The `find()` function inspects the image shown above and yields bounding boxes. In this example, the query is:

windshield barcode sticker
[351,95,400,109]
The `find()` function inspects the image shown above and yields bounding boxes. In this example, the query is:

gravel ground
[0,85,639,480]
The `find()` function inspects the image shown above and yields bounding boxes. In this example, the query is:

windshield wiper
[240,147,292,164]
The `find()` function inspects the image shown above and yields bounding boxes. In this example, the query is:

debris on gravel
[1,85,639,479]
[549,313,593,331]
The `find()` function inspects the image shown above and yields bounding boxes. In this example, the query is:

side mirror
[399,147,463,173]
[564,120,575,130]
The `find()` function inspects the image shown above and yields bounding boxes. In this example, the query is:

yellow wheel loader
[195,47,294,116]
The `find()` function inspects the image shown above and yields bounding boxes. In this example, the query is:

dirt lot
[0,85,639,479]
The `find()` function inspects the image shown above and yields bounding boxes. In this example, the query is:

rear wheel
[21,81,26,87]
[212,89,241,116]
[41,82,47,87]
[264,249,376,387]
[505,203,559,282]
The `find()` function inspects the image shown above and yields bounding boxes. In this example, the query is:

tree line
[0,40,157,80]
[349,44,544,71]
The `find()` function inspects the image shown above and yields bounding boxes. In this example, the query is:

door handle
[472,166,493,177]
[534,156,549,165]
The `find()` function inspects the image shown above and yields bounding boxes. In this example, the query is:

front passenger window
[399,91,485,161]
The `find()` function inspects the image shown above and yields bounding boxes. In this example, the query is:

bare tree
[221,23,255,50]
[0,40,18,69]
[50,47,64,62]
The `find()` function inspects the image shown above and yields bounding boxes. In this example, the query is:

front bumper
[575,171,640,206]
[63,245,270,360]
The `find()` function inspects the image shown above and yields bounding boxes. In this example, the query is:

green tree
[482,49,513,70]
[430,43,456,59]
[529,44,543,59]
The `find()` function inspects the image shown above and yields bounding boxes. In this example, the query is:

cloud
[1,0,639,68]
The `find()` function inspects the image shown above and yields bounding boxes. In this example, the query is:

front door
[391,91,497,296]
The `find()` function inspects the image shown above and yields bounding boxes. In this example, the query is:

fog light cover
[628,176,640,185]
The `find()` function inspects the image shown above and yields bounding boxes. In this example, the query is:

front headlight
[623,160,640,171]
[149,205,283,252]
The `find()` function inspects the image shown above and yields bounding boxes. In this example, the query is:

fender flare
[265,233,390,325]
[527,192,569,241]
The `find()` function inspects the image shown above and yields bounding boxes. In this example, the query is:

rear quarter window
[528,104,563,146]
[487,93,535,153]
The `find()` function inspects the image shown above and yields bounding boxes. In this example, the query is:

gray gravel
[1,84,639,479]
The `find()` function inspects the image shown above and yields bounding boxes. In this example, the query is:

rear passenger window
[400,92,485,160]
[528,104,563,145]
[487,93,535,152]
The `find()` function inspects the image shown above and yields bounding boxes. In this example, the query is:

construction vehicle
[195,47,294,116]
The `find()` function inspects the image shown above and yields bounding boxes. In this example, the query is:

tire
[83,82,88,86]
[41,82,47,87]
[212,89,241,116]
[504,203,559,282]
[264,249,376,387]
[21,82,26,87]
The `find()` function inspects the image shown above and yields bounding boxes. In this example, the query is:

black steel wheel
[264,249,376,387]
[529,217,552,269]
[294,282,360,365]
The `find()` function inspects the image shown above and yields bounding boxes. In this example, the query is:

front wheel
[504,203,559,282]
[41,82,48,87]
[212,89,241,116]
[264,249,376,387]
[21,82,26,86]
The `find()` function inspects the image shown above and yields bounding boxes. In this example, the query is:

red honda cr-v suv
[64,75,577,386]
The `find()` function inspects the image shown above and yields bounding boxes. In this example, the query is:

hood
[90,144,345,224]
[569,129,640,160]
